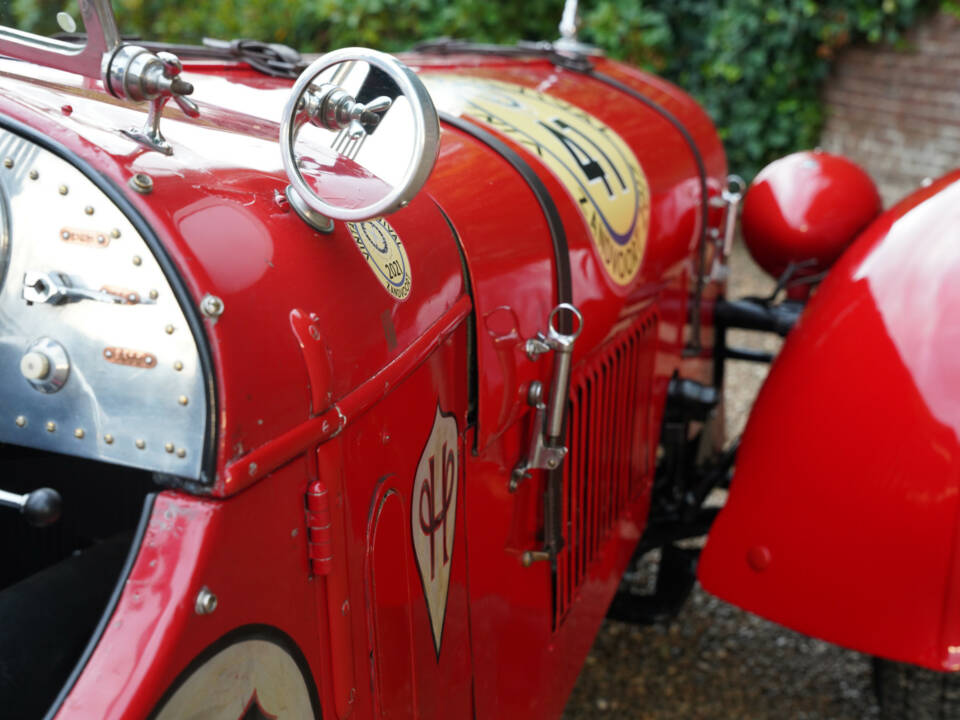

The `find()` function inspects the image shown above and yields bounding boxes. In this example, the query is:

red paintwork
[0,49,728,718]
[60,465,324,718]
[741,150,881,281]
[700,170,960,672]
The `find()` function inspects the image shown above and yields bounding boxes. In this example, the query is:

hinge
[306,480,333,576]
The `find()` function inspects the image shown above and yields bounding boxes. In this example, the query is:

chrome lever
[511,303,583,491]
[0,487,62,527]
[22,270,133,306]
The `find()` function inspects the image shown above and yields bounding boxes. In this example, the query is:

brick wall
[820,11,960,206]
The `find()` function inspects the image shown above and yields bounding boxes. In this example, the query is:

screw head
[200,294,224,319]
[28,169,38,180]
[58,184,68,195]
[165,324,175,335]
[110,228,121,239]
[3,158,13,169]
[104,433,114,444]
[129,173,154,194]
[164,442,174,453]
[84,205,94,215]
[195,587,218,615]
[132,255,142,266]
[15,416,26,428]
[45,421,56,433]
[135,438,146,450]
[178,395,189,406]
[74,428,85,439]
[173,360,184,372]
[176,448,186,458]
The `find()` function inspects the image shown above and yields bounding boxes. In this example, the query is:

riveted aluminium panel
[0,129,207,479]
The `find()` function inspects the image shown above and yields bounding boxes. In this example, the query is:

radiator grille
[554,310,659,629]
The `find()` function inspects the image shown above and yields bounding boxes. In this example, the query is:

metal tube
[546,341,573,441]
[0,489,26,510]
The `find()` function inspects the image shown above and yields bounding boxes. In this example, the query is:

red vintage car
[0,1,953,718]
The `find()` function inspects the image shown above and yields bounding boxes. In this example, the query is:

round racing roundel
[424,75,651,286]
[346,217,412,301]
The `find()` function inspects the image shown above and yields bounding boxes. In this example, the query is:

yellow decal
[424,75,651,286]
[346,217,412,301]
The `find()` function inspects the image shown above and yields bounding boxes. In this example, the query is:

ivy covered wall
[13,0,943,178]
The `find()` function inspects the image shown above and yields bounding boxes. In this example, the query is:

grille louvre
[554,310,659,628]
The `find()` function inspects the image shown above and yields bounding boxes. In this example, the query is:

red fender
[699,170,960,671]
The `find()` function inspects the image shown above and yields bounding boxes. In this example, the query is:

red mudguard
[700,170,960,672]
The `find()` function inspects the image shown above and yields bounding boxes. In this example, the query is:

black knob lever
[0,487,62,527]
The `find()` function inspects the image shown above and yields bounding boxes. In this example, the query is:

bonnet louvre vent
[554,309,659,629]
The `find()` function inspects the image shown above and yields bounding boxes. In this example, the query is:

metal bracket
[510,303,583,492]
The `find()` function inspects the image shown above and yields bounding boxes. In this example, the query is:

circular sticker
[425,76,651,286]
[346,217,412,301]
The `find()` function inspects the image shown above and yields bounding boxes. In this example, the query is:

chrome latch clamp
[300,81,393,161]
[106,45,201,155]
[710,175,745,281]
[510,303,583,492]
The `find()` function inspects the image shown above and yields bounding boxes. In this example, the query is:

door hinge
[306,480,333,576]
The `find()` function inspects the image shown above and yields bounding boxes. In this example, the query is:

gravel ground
[561,241,880,719]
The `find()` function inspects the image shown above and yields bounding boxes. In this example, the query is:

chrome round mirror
[280,48,440,224]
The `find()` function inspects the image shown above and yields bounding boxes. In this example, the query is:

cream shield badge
[412,404,459,658]
[347,217,412,301]
[424,75,651,286]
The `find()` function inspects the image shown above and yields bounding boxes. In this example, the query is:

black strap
[439,111,574,332]
[581,69,710,353]
[53,34,307,78]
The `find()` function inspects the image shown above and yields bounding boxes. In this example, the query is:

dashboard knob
[20,351,51,381]
[20,338,70,393]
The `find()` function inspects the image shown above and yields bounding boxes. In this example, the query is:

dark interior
[0,444,157,719]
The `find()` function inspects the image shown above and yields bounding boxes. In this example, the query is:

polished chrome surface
[194,586,219,615]
[0,0,119,80]
[22,269,132,305]
[553,0,601,55]
[199,294,224,319]
[281,47,441,222]
[0,488,27,510]
[511,303,583,491]
[285,184,334,233]
[0,129,207,479]
[722,175,746,258]
[557,0,580,45]
[106,46,200,155]
[20,336,70,394]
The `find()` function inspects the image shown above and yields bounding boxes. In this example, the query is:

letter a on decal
[412,404,459,657]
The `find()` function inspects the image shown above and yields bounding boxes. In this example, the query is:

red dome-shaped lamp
[741,151,881,291]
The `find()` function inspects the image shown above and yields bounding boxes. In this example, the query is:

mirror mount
[280,48,440,226]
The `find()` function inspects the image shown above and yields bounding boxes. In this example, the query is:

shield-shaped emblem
[411,404,459,658]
